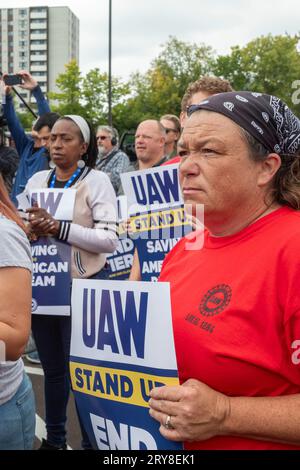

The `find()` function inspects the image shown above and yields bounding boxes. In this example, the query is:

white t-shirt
[0,215,32,406]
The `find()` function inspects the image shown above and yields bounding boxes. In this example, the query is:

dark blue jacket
[2,85,50,205]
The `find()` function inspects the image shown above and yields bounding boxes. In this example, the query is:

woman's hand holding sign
[27,204,60,237]
[149,378,230,442]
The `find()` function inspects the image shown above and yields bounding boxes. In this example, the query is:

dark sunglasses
[97,135,109,141]
[164,127,177,134]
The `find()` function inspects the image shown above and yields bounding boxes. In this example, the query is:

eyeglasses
[164,128,177,134]
[97,135,109,141]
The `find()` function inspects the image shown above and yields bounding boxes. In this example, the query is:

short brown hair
[181,76,233,112]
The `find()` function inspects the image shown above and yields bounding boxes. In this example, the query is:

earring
[77,159,86,169]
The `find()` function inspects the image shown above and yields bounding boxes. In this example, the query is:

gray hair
[96,125,119,144]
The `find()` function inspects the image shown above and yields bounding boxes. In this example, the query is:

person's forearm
[58,222,118,254]
[129,248,141,281]
[222,394,300,445]
[3,95,28,152]
[32,85,50,115]
[0,322,29,361]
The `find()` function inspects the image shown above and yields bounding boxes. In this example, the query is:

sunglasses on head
[186,104,205,117]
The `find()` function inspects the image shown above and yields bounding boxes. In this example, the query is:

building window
[31,40,46,45]
[31,19,46,24]
[31,30,46,34]
[31,61,46,66]
[31,7,46,13]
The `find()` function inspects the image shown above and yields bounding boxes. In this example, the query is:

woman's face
[178,110,263,224]
[50,119,88,171]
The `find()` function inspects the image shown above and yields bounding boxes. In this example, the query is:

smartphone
[3,74,23,86]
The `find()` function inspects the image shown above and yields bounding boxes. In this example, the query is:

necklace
[49,167,81,189]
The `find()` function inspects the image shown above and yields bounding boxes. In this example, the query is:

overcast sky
[8,0,300,80]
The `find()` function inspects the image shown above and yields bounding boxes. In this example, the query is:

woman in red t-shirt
[149,91,300,450]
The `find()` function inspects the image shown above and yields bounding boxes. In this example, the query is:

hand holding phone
[3,74,23,86]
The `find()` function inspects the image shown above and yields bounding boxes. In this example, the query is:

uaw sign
[29,188,75,316]
[70,280,182,450]
[120,164,182,213]
[121,165,195,281]
[131,205,193,281]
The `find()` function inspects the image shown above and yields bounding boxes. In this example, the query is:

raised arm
[2,84,31,155]
[18,70,50,116]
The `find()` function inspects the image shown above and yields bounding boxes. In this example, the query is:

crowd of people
[0,70,300,451]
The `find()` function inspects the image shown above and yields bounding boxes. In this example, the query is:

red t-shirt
[159,206,300,450]
[162,156,181,165]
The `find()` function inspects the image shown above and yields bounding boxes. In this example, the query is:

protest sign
[70,279,182,450]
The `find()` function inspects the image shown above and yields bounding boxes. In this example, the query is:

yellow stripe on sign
[130,207,190,234]
[70,362,179,408]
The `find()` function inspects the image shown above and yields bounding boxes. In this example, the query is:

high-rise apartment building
[0,6,79,105]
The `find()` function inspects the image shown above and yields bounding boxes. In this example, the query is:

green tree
[82,68,130,128]
[213,34,300,113]
[41,34,300,136]
[48,59,85,116]
[123,36,215,129]
[47,60,130,131]
[81,68,107,126]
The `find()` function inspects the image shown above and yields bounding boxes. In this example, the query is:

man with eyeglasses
[96,125,129,194]
[160,114,181,160]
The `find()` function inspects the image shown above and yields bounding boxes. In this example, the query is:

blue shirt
[2,85,51,205]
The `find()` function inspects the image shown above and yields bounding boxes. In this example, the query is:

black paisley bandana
[187,91,300,155]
